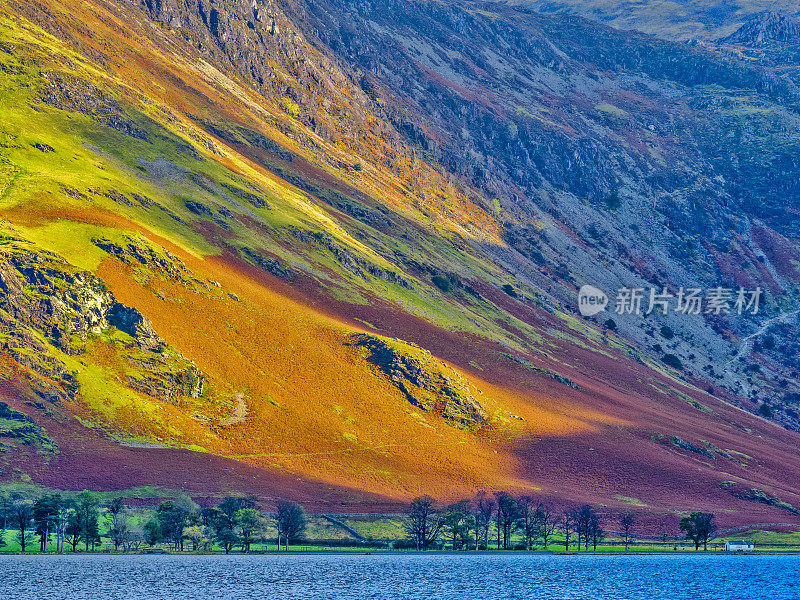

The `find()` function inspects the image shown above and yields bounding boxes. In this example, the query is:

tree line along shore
[0,489,783,554]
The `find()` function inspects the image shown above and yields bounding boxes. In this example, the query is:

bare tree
[536,503,559,550]
[275,502,307,551]
[576,505,592,550]
[55,503,70,553]
[517,496,541,550]
[13,500,33,553]
[406,496,443,551]
[123,525,144,552]
[589,510,604,550]
[494,492,518,550]
[618,512,635,551]
[442,501,471,550]
[561,510,576,551]
[473,492,495,550]
[572,505,604,551]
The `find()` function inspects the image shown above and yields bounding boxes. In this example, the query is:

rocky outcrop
[38,72,120,115]
[720,481,800,515]
[0,401,56,452]
[0,242,110,403]
[93,236,190,284]
[93,235,225,299]
[723,12,800,46]
[124,354,205,402]
[1,239,146,355]
[0,237,204,403]
[122,0,411,172]
[38,72,152,141]
[287,226,413,289]
[351,333,487,429]
[239,246,295,280]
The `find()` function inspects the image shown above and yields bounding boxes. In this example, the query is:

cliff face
[113,0,417,187]
[0,237,204,404]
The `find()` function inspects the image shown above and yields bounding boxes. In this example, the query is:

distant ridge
[722,11,800,46]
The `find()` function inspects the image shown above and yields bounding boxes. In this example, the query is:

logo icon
[578,285,608,316]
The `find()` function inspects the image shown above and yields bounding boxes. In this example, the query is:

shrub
[662,353,683,370]
[280,97,300,118]
[605,192,621,210]
[432,275,452,293]
[502,283,518,298]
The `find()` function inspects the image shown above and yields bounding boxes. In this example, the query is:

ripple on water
[1,553,798,599]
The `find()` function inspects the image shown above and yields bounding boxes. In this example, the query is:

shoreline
[2,549,799,556]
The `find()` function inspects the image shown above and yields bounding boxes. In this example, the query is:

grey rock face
[352,333,488,429]
[0,237,204,404]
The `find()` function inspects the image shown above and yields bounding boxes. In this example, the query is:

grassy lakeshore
[3,483,800,556]
[3,548,800,555]
[4,529,800,555]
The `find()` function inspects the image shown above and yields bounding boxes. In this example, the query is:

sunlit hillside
[1,0,800,529]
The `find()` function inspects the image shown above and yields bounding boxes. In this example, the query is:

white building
[725,540,755,551]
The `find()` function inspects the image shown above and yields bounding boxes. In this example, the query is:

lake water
[1,553,798,599]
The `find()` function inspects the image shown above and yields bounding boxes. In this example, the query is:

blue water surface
[1,552,797,599]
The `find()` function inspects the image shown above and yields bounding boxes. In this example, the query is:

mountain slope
[281,0,800,427]
[511,0,800,40]
[0,0,799,528]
